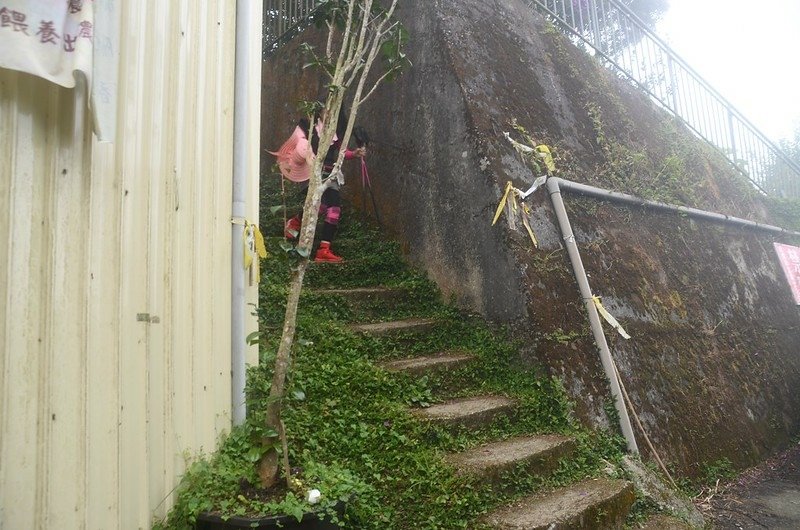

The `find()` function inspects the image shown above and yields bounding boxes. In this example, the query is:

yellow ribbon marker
[253,224,267,260]
[592,296,631,340]
[243,221,269,284]
[536,145,556,173]
[492,181,514,226]
[521,203,538,248]
[492,181,540,248]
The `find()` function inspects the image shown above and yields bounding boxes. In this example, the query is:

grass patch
[157,213,634,529]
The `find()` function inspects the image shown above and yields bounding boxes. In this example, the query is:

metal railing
[527,0,800,198]
[263,0,321,57]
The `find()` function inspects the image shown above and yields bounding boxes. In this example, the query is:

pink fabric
[325,206,341,225]
[317,204,341,225]
[361,158,370,189]
[270,126,312,182]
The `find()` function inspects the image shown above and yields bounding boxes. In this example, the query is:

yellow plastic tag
[592,296,631,339]
[536,145,556,173]
[253,224,268,259]
[242,221,268,284]
[492,181,514,226]
[521,204,538,248]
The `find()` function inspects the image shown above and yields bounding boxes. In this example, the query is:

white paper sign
[774,242,800,306]
[0,0,118,141]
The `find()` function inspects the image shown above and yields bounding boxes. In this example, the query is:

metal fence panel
[526,0,800,197]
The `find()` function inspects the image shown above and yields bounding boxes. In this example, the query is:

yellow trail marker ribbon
[592,296,631,340]
[492,181,514,226]
[492,181,540,248]
[242,221,268,284]
[536,145,556,173]
[521,203,538,248]
[495,127,554,250]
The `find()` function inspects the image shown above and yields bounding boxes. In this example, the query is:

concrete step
[349,318,437,337]
[312,287,408,303]
[482,478,635,529]
[445,435,575,486]
[380,351,476,377]
[413,395,516,430]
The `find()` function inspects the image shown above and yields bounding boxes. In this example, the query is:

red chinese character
[78,20,92,41]
[68,0,84,15]
[64,34,78,52]
[36,21,60,44]
[0,9,30,34]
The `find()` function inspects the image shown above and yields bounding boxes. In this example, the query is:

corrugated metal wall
[0,1,262,528]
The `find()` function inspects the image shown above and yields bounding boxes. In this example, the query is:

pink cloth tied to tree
[270,126,313,182]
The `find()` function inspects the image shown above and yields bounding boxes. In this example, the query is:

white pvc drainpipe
[545,175,800,453]
[553,178,800,237]
[231,0,256,426]
[545,178,639,453]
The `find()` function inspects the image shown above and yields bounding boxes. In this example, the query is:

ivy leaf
[292,390,306,401]
[245,446,263,463]
[268,205,284,215]
[279,241,294,253]
[245,331,260,346]
[290,505,305,522]
[261,427,279,438]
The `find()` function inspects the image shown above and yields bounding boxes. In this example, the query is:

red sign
[774,243,800,305]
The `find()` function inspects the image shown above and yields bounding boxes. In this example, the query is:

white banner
[0,0,118,141]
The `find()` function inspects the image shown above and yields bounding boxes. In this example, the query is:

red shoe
[284,216,301,240]
[314,242,343,263]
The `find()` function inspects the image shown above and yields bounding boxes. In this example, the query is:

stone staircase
[320,284,637,529]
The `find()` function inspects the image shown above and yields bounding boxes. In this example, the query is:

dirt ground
[700,441,800,529]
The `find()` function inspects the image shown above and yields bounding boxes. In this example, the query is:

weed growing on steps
[159,213,655,529]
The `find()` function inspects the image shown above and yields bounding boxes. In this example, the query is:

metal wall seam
[146,0,170,517]
[87,141,123,530]
[213,0,238,439]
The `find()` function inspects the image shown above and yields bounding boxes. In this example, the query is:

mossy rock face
[262,0,800,477]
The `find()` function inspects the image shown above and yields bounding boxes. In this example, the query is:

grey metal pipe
[231,0,259,426]
[552,178,800,237]
[545,178,640,454]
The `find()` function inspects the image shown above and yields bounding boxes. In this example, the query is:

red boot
[284,216,301,240]
[314,241,343,263]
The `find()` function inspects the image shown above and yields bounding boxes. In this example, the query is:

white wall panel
[0,1,263,528]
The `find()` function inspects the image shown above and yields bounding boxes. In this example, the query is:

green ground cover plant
[157,200,655,528]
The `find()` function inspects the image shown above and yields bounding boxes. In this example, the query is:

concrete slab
[413,395,516,429]
[445,435,575,485]
[349,318,437,336]
[482,478,635,529]
[380,351,476,376]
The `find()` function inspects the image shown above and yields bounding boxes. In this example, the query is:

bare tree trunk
[256,0,402,490]
[258,260,307,487]
[258,176,329,489]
